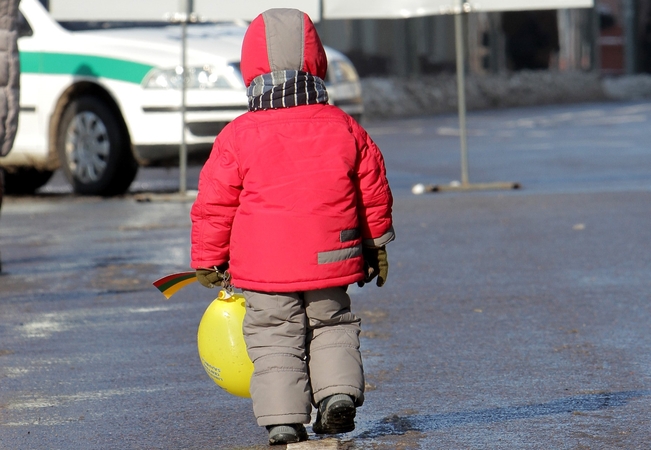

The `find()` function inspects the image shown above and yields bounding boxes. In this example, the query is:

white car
[2,0,363,195]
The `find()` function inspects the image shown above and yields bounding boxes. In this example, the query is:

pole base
[133,191,198,203]
[412,181,521,194]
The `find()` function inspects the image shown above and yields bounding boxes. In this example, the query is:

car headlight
[143,63,244,90]
[327,59,359,84]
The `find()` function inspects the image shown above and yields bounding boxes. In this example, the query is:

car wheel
[57,96,138,196]
[3,168,54,194]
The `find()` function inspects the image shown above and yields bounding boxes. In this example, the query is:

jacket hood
[240,8,327,87]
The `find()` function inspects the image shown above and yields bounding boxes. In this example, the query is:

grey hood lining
[262,9,304,73]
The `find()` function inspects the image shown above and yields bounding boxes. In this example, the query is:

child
[190,8,394,446]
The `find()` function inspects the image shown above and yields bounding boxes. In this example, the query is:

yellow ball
[197,292,253,398]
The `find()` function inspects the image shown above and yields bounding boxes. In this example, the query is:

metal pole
[623,0,636,75]
[179,0,193,196]
[179,16,187,195]
[411,3,520,194]
[455,11,470,186]
[591,4,601,73]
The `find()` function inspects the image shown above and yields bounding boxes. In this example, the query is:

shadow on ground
[357,390,649,439]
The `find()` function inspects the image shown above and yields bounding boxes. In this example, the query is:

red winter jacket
[190,9,393,292]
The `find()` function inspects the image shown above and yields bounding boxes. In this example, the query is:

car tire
[3,168,54,194]
[57,96,138,196]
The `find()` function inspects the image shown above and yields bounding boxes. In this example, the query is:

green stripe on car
[19,51,154,84]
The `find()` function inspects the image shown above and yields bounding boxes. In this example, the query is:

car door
[13,7,47,160]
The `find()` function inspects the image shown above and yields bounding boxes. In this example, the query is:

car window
[17,11,33,38]
[56,20,237,32]
[57,20,170,31]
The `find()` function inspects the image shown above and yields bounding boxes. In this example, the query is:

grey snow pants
[242,287,364,427]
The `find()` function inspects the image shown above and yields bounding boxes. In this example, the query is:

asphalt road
[1,100,650,449]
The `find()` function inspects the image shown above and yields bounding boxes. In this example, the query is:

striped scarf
[247,70,328,112]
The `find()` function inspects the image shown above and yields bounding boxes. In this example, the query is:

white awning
[193,0,320,22]
[477,0,593,13]
[49,0,178,21]
[48,0,592,21]
[48,0,321,22]
[322,0,594,19]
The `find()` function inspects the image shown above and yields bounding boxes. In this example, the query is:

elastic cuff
[257,413,312,427]
[363,225,395,248]
[313,386,365,407]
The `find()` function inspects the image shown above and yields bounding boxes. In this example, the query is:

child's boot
[312,394,356,434]
[266,424,308,445]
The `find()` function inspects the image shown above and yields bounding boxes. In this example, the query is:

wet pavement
[1,100,651,449]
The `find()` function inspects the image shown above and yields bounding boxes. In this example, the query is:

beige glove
[196,263,231,289]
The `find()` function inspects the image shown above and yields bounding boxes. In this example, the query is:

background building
[316,1,651,78]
